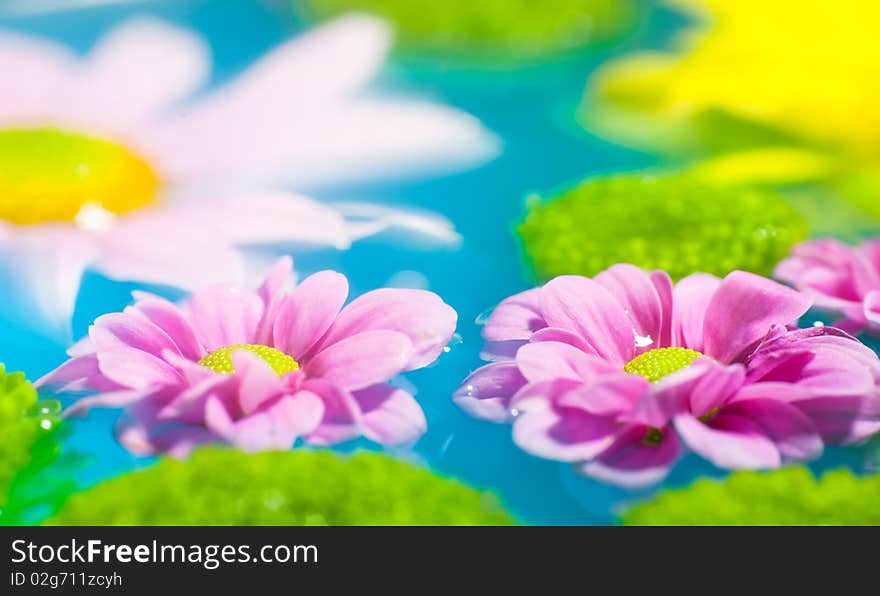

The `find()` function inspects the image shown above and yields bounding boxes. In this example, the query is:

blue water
[0,0,869,525]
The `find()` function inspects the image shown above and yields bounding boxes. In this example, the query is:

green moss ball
[518,174,808,281]
[48,448,516,526]
[623,467,880,526]
[0,365,59,501]
[0,364,66,524]
[297,0,637,60]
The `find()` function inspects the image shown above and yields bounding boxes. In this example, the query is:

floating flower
[0,16,495,336]
[38,258,457,455]
[48,448,515,526]
[455,265,880,487]
[298,0,637,61]
[517,174,806,282]
[775,239,880,336]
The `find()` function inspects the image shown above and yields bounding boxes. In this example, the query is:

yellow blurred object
[590,0,880,157]
[691,147,837,186]
[0,128,159,226]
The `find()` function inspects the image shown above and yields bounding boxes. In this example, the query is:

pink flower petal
[148,16,497,187]
[674,412,781,470]
[89,310,181,359]
[650,270,674,347]
[95,214,246,293]
[515,341,618,384]
[155,193,355,249]
[722,396,823,463]
[579,425,680,489]
[314,288,456,370]
[703,271,812,363]
[481,288,545,341]
[65,387,154,418]
[305,329,413,391]
[130,291,205,361]
[252,257,294,346]
[232,350,285,415]
[539,275,635,366]
[0,228,95,341]
[257,256,293,305]
[511,380,619,462]
[684,360,746,419]
[273,270,348,359]
[0,32,73,123]
[203,394,236,439]
[36,353,112,392]
[156,373,234,424]
[301,378,363,446]
[627,359,744,428]
[529,327,592,353]
[747,327,878,395]
[353,384,427,444]
[787,393,880,446]
[555,374,651,417]
[96,347,182,390]
[116,412,216,458]
[453,361,527,423]
[73,18,209,126]
[187,284,263,351]
[864,290,880,328]
[596,264,667,351]
[230,392,325,452]
[671,273,720,351]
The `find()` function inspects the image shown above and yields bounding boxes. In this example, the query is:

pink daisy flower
[775,238,880,336]
[455,265,880,487]
[38,258,457,456]
[0,15,495,336]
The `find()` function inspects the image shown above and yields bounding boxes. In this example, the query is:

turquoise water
[0,0,868,524]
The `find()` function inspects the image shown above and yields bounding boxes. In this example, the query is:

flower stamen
[198,344,299,377]
[624,347,701,383]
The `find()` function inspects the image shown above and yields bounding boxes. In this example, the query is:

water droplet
[475,307,495,326]
[444,333,463,353]
[40,419,53,430]
[813,320,825,327]
[634,332,654,348]
[510,408,520,417]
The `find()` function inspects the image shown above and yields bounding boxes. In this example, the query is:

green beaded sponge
[297,0,637,60]
[48,448,516,526]
[622,467,880,526]
[518,174,808,281]
[0,364,67,524]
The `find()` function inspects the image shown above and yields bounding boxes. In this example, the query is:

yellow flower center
[0,127,159,225]
[624,347,701,383]
[198,344,300,377]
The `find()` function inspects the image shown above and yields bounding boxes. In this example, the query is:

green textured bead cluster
[623,467,880,525]
[48,448,516,526]
[298,0,636,59]
[518,174,808,281]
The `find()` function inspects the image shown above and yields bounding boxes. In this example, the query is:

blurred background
[1,0,877,524]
